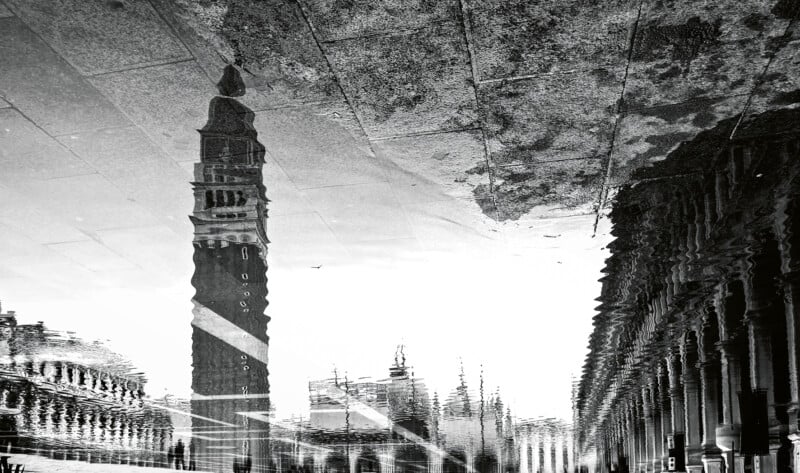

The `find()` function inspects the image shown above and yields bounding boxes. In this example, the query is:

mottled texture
[302,0,459,41]
[467,0,638,80]
[159,0,340,108]
[5,0,800,226]
[4,0,190,74]
[327,21,477,137]
[612,95,746,183]
[143,0,800,221]
[480,70,623,166]
[746,21,800,116]
[624,0,790,109]
[490,159,604,220]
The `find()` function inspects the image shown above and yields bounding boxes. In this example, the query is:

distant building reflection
[0,303,173,466]
[295,352,531,473]
[188,64,271,472]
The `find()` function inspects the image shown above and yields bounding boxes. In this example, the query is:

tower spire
[189,64,270,473]
[217,64,246,97]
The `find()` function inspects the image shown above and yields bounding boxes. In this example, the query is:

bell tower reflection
[189,64,270,473]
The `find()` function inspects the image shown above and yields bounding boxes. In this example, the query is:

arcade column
[742,264,780,473]
[680,333,703,473]
[666,353,686,473]
[714,283,745,473]
[697,310,724,473]
[775,195,800,473]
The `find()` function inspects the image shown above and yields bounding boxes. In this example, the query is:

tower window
[241,247,248,260]
[205,191,214,209]
[226,190,235,206]
[215,190,224,207]
[236,191,247,206]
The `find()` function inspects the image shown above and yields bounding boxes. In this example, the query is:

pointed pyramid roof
[217,64,246,97]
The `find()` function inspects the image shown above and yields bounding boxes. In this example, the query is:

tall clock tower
[189,64,270,472]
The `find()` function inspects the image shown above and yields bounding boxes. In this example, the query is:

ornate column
[610,413,622,473]
[349,447,359,473]
[680,334,703,473]
[568,426,576,473]
[658,365,671,473]
[626,398,638,473]
[742,256,781,473]
[697,310,724,473]
[713,282,745,473]
[544,429,554,473]
[556,431,565,473]
[667,352,686,472]
[642,383,656,473]
[635,390,648,473]
[775,194,800,473]
[522,431,531,473]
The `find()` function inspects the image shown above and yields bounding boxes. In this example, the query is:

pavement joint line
[85,57,198,77]
[369,126,483,142]
[456,0,499,221]
[294,0,377,161]
[592,0,644,237]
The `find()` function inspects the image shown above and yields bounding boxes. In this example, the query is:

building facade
[0,304,173,466]
[189,64,272,472]
[575,109,800,473]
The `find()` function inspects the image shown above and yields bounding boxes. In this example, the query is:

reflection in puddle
[3,63,799,473]
[0,66,574,473]
[0,305,173,465]
[575,109,800,473]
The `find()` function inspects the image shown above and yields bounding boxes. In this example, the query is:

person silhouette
[189,440,196,471]
[174,439,185,470]
[167,444,174,469]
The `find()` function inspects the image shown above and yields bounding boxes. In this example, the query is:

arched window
[215,190,224,207]
[241,247,248,260]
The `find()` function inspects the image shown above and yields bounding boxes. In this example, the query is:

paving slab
[467,0,639,81]
[0,18,129,136]
[326,21,478,138]
[5,0,190,75]
[89,61,216,164]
